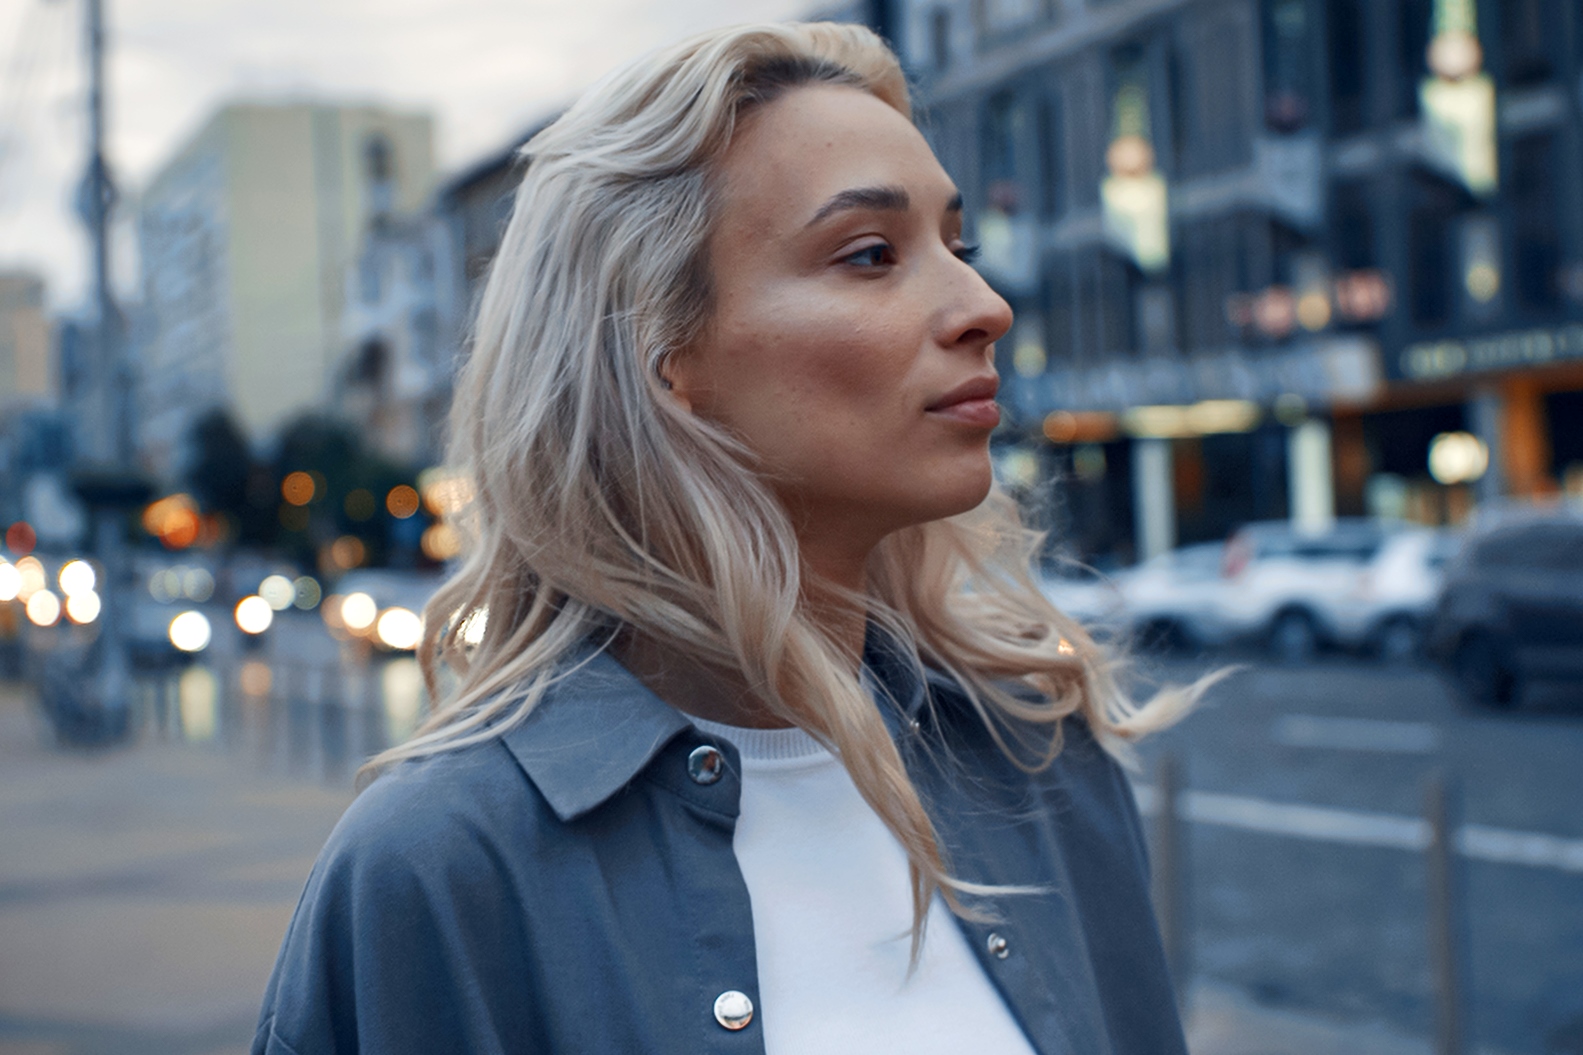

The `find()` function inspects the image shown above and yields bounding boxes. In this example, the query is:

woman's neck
[611,564,870,731]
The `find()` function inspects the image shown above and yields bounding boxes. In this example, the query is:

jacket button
[713,990,754,1030]
[987,932,1010,959]
[688,745,724,785]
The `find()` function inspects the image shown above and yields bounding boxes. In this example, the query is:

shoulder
[254,736,545,1053]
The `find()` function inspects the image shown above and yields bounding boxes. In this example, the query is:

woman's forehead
[717,85,956,233]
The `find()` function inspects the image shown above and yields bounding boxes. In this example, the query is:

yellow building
[136,102,435,474]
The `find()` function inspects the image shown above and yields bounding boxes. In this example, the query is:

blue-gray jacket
[252,637,1186,1054]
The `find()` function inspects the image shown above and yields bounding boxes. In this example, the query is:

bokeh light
[5,521,36,556]
[341,591,378,632]
[58,560,97,596]
[330,535,366,570]
[142,494,201,549]
[385,484,420,519]
[345,488,377,521]
[0,563,18,602]
[376,606,423,650]
[183,567,215,602]
[16,557,46,600]
[26,589,61,627]
[169,610,213,652]
[234,595,274,634]
[421,523,460,561]
[292,575,323,610]
[281,471,316,506]
[65,591,101,624]
[259,574,296,611]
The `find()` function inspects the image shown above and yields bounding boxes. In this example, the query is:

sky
[0,0,812,311]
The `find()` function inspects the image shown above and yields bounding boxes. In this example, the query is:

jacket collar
[501,647,695,822]
[500,628,938,822]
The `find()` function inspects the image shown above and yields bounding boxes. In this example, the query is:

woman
[253,21,1203,1055]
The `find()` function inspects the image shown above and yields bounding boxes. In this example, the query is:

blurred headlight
[0,562,18,602]
[235,595,274,635]
[25,590,61,627]
[58,559,96,596]
[376,607,423,651]
[65,590,101,624]
[169,610,212,652]
[341,592,377,632]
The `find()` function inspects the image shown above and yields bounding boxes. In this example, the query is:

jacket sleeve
[251,765,537,1055]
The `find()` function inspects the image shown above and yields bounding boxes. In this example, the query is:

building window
[1511,134,1561,313]
[1500,0,1552,87]
[1037,92,1065,219]
[1396,0,1433,119]
[1326,0,1367,134]
[1263,0,1317,133]
[974,0,1054,45]
[931,8,952,70]
[981,89,1031,212]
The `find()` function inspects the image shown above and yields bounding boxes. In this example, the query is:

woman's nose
[940,261,1014,351]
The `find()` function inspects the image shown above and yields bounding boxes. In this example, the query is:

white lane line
[1270,714,1441,754]
[1131,785,1583,874]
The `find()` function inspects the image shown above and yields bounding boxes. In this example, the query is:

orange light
[329,535,366,570]
[386,484,420,519]
[142,494,202,550]
[421,523,461,561]
[281,471,316,506]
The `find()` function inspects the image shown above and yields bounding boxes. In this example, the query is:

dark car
[1424,512,1583,709]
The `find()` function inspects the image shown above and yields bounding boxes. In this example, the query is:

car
[1424,510,1583,709]
[1217,519,1389,662]
[1111,542,1236,653]
[1037,563,1124,635]
[1313,527,1461,662]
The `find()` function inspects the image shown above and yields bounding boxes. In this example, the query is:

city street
[2,639,1578,1054]
[1134,655,1583,1055]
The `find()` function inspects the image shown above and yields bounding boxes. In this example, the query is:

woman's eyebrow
[804,184,910,227]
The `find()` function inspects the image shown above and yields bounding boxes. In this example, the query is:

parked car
[1424,511,1583,709]
[1218,519,1389,662]
[1314,528,1460,662]
[1111,542,1236,653]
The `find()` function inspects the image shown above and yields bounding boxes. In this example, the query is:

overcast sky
[0,0,812,310]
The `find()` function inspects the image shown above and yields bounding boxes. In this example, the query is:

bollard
[1426,771,1466,1055]
[1152,753,1190,1001]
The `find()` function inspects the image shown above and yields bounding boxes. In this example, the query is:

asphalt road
[1131,655,1583,1055]
[12,608,1581,1053]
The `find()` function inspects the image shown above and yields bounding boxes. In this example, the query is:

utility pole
[47,0,151,743]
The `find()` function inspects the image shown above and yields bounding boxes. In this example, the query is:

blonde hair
[370,20,1200,953]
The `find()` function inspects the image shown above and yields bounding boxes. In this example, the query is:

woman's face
[667,83,1013,560]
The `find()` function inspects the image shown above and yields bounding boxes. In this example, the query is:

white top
[689,717,1038,1055]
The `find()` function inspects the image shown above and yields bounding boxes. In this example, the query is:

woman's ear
[657,356,697,414]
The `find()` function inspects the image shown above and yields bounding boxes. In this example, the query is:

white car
[1217,520,1389,661]
[1313,528,1459,662]
[1037,567,1124,635]
[1111,542,1238,653]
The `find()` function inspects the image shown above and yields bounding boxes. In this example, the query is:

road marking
[1270,714,1441,754]
[1132,785,1583,874]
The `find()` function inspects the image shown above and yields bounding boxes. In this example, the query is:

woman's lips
[927,398,1001,428]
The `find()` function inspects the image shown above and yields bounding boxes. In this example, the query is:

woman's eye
[954,243,982,264]
[843,243,894,268]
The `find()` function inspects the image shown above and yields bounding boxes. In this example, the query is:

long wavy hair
[368,20,1202,951]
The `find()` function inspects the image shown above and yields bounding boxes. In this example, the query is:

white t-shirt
[690,717,1039,1055]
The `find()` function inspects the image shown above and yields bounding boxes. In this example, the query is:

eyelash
[841,242,983,268]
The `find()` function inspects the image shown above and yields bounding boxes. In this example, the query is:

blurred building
[0,271,52,408]
[135,102,436,478]
[882,0,1583,564]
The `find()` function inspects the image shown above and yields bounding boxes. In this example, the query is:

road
[1131,655,1583,1055]
[4,612,1580,1053]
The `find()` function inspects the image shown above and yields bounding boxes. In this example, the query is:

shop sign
[1399,324,1583,381]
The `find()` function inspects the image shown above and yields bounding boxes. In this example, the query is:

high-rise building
[136,102,436,477]
[876,0,1583,565]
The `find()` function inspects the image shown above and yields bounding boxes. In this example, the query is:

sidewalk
[0,678,1490,1055]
